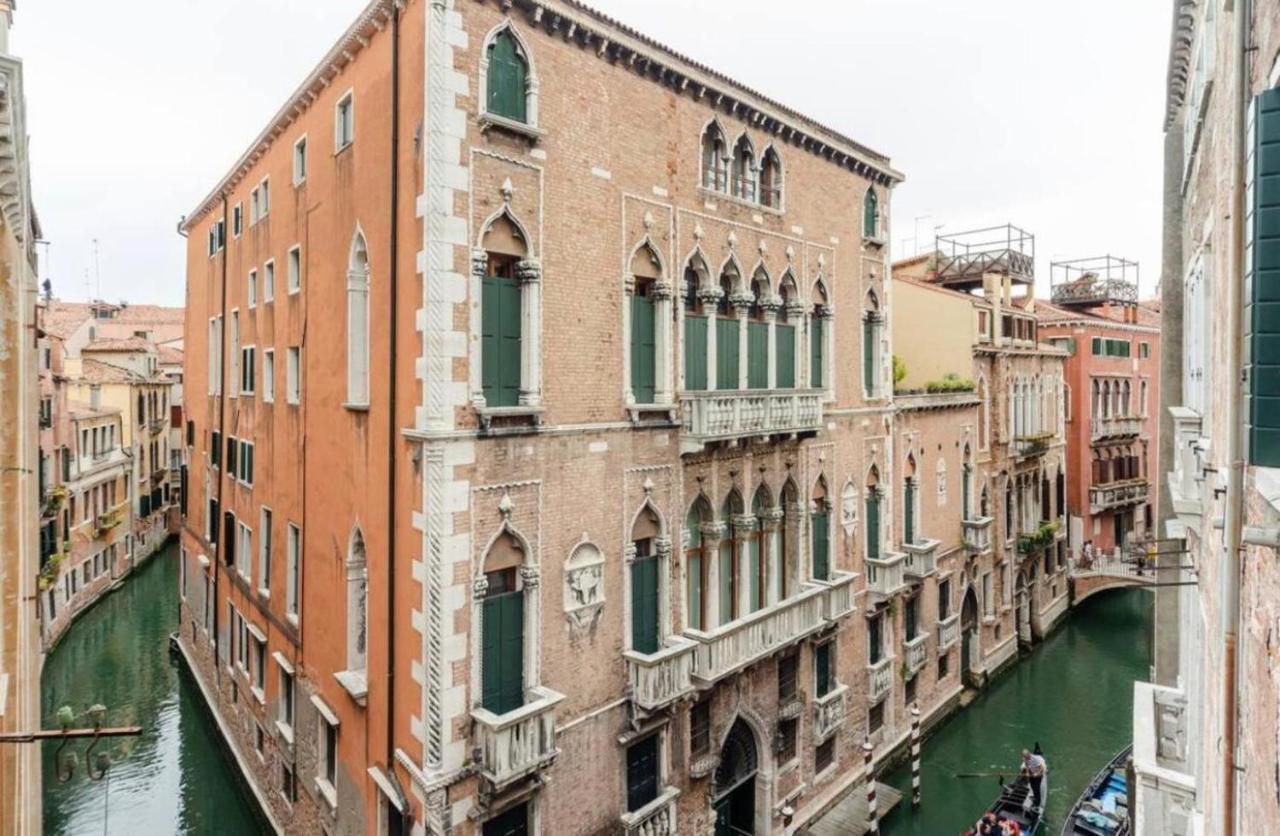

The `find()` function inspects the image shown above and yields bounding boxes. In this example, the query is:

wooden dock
[801,781,904,835]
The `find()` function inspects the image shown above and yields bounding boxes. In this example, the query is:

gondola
[981,742,1048,834]
[1060,745,1131,836]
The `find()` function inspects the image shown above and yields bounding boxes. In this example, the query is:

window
[247,270,257,308]
[250,187,260,223]
[207,219,225,256]
[626,734,660,813]
[905,594,919,641]
[864,188,879,239]
[778,717,798,764]
[690,699,711,759]
[700,122,727,192]
[760,147,782,208]
[260,178,270,218]
[485,29,528,123]
[252,633,266,700]
[278,662,295,735]
[811,481,830,580]
[685,501,708,631]
[814,641,835,697]
[335,93,354,150]
[938,577,951,620]
[286,523,301,623]
[347,232,370,407]
[869,700,885,733]
[815,738,835,774]
[480,557,522,714]
[863,295,882,396]
[1184,247,1210,415]
[346,529,368,675]
[778,650,798,703]
[318,714,338,801]
[241,346,256,395]
[480,249,523,407]
[288,245,302,293]
[237,521,252,580]
[263,260,275,303]
[286,347,301,404]
[281,762,296,805]
[259,507,272,595]
[731,135,755,202]
[232,204,242,238]
[238,439,254,486]
[868,612,884,664]
[293,136,308,184]
[262,349,275,403]
[1139,341,1150,359]
[229,310,240,397]
[938,650,949,680]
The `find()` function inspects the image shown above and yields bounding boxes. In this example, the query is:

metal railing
[935,224,1036,285]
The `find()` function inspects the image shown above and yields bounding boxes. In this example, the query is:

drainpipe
[213,195,230,689]
[386,0,402,793]
[1222,1,1249,832]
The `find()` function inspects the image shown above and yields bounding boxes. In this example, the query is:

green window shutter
[812,511,829,580]
[719,540,734,623]
[482,275,522,407]
[631,553,659,654]
[776,324,796,388]
[904,481,915,545]
[631,295,656,403]
[815,642,831,697]
[746,535,762,611]
[482,589,524,714]
[811,318,825,389]
[1250,88,1280,464]
[716,318,739,390]
[962,468,971,520]
[866,494,880,560]
[626,735,660,813]
[687,550,703,630]
[863,319,875,392]
[684,315,708,391]
[483,803,529,836]
[487,32,527,123]
[864,189,878,238]
[747,322,768,389]
[1092,337,1102,356]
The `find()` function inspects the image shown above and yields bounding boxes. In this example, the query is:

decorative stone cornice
[1164,0,1198,129]
[0,56,33,249]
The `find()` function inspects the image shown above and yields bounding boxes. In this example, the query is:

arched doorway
[1015,570,1032,648]
[713,720,759,835]
[960,585,979,683]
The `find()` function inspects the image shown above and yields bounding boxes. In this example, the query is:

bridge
[1069,550,1160,605]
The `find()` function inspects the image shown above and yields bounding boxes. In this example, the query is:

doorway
[713,720,758,835]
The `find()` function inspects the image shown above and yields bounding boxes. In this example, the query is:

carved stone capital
[700,521,726,543]
[520,565,541,589]
[471,248,489,278]
[698,286,725,306]
[759,295,783,314]
[472,576,490,599]
[760,506,786,526]
[655,537,673,558]
[731,513,758,532]
[785,300,807,319]
[623,542,639,564]
[516,259,542,284]
[813,304,834,320]
[729,290,755,311]
[650,281,674,301]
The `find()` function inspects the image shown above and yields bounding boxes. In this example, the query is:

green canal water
[40,541,268,835]
[882,587,1152,835]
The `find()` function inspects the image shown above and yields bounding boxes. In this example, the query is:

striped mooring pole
[910,702,922,806]
[864,736,879,835]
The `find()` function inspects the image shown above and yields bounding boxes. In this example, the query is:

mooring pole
[864,736,878,834]
[910,702,922,806]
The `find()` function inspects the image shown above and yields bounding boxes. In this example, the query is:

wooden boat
[981,743,1047,834]
[1060,745,1132,836]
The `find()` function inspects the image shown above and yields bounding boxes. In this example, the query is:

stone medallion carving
[564,538,605,634]
[840,480,858,537]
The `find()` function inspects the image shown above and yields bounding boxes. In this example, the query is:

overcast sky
[17,0,1168,307]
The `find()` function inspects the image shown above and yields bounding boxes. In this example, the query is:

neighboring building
[1035,257,1161,563]
[1138,1,1280,833]
[0,0,42,831]
[894,225,1070,669]
[169,1,1007,834]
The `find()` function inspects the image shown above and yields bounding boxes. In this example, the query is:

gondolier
[1022,748,1047,809]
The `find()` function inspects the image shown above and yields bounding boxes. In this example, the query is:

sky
[17,0,1169,307]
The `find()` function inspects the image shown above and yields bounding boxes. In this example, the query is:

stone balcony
[624,637,696,714]
[684,584,828,687]
[1167,407,1206,529]
[816,570,857,621]
[903,633,928,677]
[962,516,994,555]
[937,613,960,651]
[1133,681,1198,835]
[902,538,940,579]
[471,686,565,790]
[1012,431,1055,460]
[620,786,679,836]
[1090,415,1142,442]
[1089,478,1149,513]
[812,683,849,743]
[866,551,908,602]
[679,389,822,454]
[867,656,894,704]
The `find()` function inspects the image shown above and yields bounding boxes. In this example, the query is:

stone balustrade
[620,786,679,836]
[684,585,828,687]
[1090,415,1143,441]
[625,637,696,713]
[904,633,928,676]
[817,570,856,621]
[963,516,994,555]
[471,686,564,789]
[903,538,940,579]
[867,656,894,703]
[938,613,960,651]
[680,389,822,453]
[1089,479,1149,512]
[866,551,908,600]
[813,683,849,742]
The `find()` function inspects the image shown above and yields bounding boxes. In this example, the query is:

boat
[1060,745,1132,836]
[982,743,1048,834]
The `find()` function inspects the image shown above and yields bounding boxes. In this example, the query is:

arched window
[347,231,370,407]
[716,265,741,391]
[865,466,882,561]
[903,455,917,546]
[1004,475,1014,540]
[862,290,881,397]
[811,477,830,581]
[864,188,879,239]
[731,135,756,202]
[760,147,782,208]
[630,505,663,653]
[629,243,662,405]
[481,529,525,713]
[747,269,769,390]
[1092,380,1101,420]
[746,487,768,612]
[683,256,711,391]
[701,123,727,191]
[486,29,530,123]
[978,375,989,450]
[685,498,710,631]
[779,479,799,600]
[962,446,973,520]
[346,528,368,676]
[776,272,798,389]
[479,212,531,408]
[980,484,990,518]
[811,281,829,390]
[720,491,744,624]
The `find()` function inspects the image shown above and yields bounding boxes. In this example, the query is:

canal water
[881,587,1152,835]
[41,541,268,835]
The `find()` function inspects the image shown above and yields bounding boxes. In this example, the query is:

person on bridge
[1021,748,1047,809]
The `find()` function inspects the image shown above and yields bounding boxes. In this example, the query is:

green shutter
[482,590,524,714]
[747,322,768,389]
[811,318,825,389]
[863,319,874,392]
[776,324,796,388]
[1092,337,1103,356]
[866,494,880,560]
[904,481,915,545]
[482,274,522,407]
[815,642,831,697]
[684,316,708,391]
[487,32,527,123]
[716,318,739,390]
[626,735,660,813]
[746,535,762,611]
[631,554,659,654]
[631,295,656,403]
[719,540,734,623]
[687,550,703,630]
[962,468,971,520]
[864,189,878,238]
[812,511,829,580]
[1251,88,1280,464]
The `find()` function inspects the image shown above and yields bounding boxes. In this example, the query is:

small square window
[247,270,257,308]
[263,260,275,302]
[336,93,354,150]
[869,700,885,733]
[690,699,710,759]
[815,737,835,773]
[293,136,308,185]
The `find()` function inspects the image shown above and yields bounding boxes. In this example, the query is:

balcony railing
[149,418,165,435]
[903,633,928,677]
[620,786,679,836]
[625,637,696,713]
[471,686,564,789]
[1013,431,1055,459]
[817,570,857,621]
[867,656,894,703]
[95,511,122,534]
[813,684,849,742]
[1090,415,1142,442]
[1089,479,1149,513]
[962,516,994,555]
[680,389,822,454]
[866,552,908,600]
[938,614,960,651]
[902,539,940,579]
[685,584,828,687]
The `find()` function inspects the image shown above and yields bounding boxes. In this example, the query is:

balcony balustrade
[938,613,960,651]
[624,637,696,713]
[1013,431,1055,459]
[620,786,679,836]
[1090,415,1142,442]
[1089,479,1149,513]
[1167,407,1205,522]
[866,551,908,601]
[867,656,894,703]
[902,538,940,579]
[813,684,849,742]
[817,570,856,621]
[903,633,928,676]
[962,516,994,555]
[684,584,828,687]
[471,686,564,789]
[680,389,822,454]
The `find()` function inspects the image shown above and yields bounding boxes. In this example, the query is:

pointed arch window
[481,531,526,714]
[683,259,710,391]
[863,291,882,397]
[811,478,831,581]
[630,506,663,653]
[731,135,756,202]
[719,492,744,624]
[628,243,665,406]
[776,274,799,389]
[685,500,709,631]
[962,446,974,521]
[745,489,767,613]
[810,282,830,390]
[903,457,918,546]
[347,232,370,407]
[701,124,727,191]
[747,270,770,390]
[476,211,540,409]
[345,529,368,678]
[716,267,741,391]
[864,188,880,239]
[760,147,782,209]
[779,479,799,600]
[978,376,989,450]
[865,468,882,561]
[486,29,529,123]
